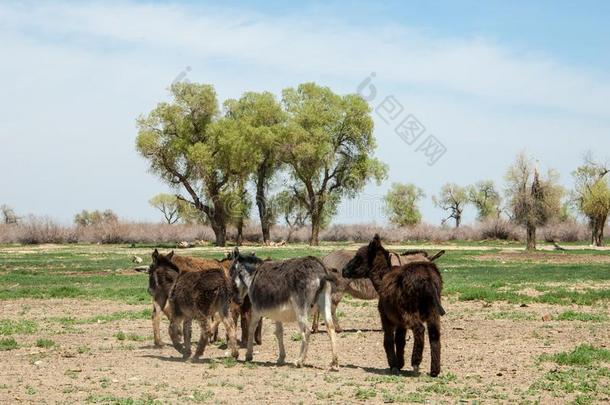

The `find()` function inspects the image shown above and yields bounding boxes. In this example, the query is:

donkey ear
[250,251,256,256]
[152,249,159,262]
[233,247,240,257]
[166,250,175,260]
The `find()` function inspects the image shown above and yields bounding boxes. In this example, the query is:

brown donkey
[342,235,445,376]
[155,252,239,360]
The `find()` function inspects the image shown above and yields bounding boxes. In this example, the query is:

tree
[468,180,501,221]
[74,209,118,226]
[281,83,387,245]
[225,181,251,246]
[136,82,254,246]
[433,183,468,228]
[148,194,181,224]
[1,205,18,224]
[383,183,424,226]
[224,92,286,245]
[505,153,564,250]
[272,190,309,243]
[572,156,610,246]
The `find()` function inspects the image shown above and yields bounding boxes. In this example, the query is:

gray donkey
[230,248,339,369]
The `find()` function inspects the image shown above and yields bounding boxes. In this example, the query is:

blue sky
[1,1,609,225]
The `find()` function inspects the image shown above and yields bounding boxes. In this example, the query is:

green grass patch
[541,344,610,366]
[85,394,161,405]
[0,337,19,350]
[53,309,151,326]
[485,311,536,321]
[0,319,38,335]
[35,338,56,348]
[354,387,377,400]
[556,311,608,322]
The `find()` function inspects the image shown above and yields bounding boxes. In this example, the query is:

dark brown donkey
[342,235,445,376]
[134,250,261,347]
[311,249,444,333]
[165,256,239,360]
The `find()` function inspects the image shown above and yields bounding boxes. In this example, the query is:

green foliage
[433,183,468,227]
[354,387,377,400]
[468,180,501,220]
[556,311,608,322]
[36,338,56,348]
[74,210,118,227]
[281,83,387,244]
[573,157,610,246]
[541,344,610,366]
[0,337,18,351]
[0,319,38,335]
[383,182,424,226]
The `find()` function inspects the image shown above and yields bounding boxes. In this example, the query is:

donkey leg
[255,317,263,345]
[208,315,220,343]
[168,316,184,355]
[395,327,407,370]
[193,318,209,360]
[428,318,441,377]
[295,310,311,368]
[222,314,239,359]
[380,311,399,373]
[320,288,339,369]
[152,300,164,347]
[182,318,192,360]
[240,304,250,347]
[274,321,286,364]
[331,292,343,333]
[310,304,320,334]
[411,322,425,373]
[245,312,262,362]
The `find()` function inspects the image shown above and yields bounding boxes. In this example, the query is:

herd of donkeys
[134,234,446,376]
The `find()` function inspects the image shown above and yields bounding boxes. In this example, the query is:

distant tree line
[384,152,610,249]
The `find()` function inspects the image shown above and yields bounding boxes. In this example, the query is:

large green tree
[572,156,610,246]
[383,183,424,226]
[433,183,468,228]
[136,83,253,246]
[224,92,286,244]
[281,83,387,245]
[505,153,564,250]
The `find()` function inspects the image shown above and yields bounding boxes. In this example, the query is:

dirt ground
[1,298,608,404]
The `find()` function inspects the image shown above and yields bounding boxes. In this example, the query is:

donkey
[311,249,444,333]
[135,250,261,347]
[343,235,445,377]
[230,248,339,369]
[156,253,239,361]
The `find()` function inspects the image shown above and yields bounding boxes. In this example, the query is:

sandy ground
[1,298,609,404]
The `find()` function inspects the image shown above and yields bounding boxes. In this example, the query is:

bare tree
[1,205,18,224]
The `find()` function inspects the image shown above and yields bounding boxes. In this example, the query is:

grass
[115,331,147,342]
[556,310,608,322]
[354,387,377,400]
[1,244,609,306]
[0,337,19,351]
[35,338,56,348]
[541,344,610,366]
[0,319,38,335]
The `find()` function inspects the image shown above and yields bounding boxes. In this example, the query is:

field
[1,243,609,404]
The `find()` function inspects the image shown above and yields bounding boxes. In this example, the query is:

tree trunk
[455,214,461,228]
[236,216,244,246]
[593,215,606,246]
[526,223,536,250]
[310,214,321,246]
[256,178,271,245]
[208,202,227,247]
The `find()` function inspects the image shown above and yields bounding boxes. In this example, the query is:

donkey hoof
[245,354,253,362]
[429,370,440,377]
[294,360,303,368]
[412,366,420,373]
[153,342,164,348]
[390,367,400,375]
[277,357,286,365]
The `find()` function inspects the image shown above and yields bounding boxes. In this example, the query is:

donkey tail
[431,283,446,316]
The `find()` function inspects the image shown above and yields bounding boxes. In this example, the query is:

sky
[1,0,609,226]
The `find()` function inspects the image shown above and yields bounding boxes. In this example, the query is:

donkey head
[343,234,390,279]
[145,249,179,295]
[229,247,263,296]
